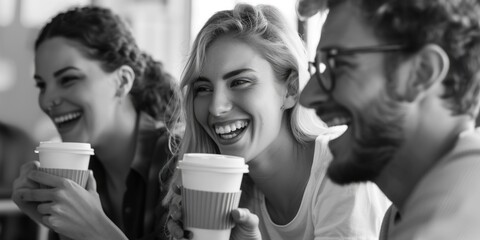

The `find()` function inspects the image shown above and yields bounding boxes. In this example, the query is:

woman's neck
[94,103,138,184]
[247,122,315,224]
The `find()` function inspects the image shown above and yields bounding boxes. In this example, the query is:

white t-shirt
[247,135,391,240]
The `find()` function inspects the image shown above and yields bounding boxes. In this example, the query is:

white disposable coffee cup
[35,142,95,240]
[35,142,94,187]
[178,153,249,240]
[36,142,94,170]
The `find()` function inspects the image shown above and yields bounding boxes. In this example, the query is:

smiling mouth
[316,104,352,127]
[214,120,249,140]
[52,111,82,128]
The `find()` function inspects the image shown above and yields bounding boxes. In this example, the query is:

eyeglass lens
[314,54,333,91]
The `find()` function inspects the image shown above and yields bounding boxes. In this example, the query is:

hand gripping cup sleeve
[38,168,90,240]
[182,188,242,229]
[38,168,90,188]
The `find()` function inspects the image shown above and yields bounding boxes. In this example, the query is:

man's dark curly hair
[331,0,480,117]
[35,6,183,131]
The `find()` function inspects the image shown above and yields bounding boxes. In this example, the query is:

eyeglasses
[308,44,408,93]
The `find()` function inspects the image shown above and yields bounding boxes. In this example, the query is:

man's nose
[300,74,330,109]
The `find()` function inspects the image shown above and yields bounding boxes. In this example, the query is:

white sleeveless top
[247,135,390,240]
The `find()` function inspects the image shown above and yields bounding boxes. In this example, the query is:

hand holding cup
[177,153,248,240]
[12,161,43,223]
[166,186,262,240]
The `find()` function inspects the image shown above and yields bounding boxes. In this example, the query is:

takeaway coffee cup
[35,142,94,240]
[35,142,94,188]
[178,153,249,240]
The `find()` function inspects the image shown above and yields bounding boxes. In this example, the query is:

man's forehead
[319,1,378,49]
[296,0,328,19]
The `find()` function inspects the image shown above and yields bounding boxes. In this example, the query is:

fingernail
[232,209,241,220]
[239,209,246,218]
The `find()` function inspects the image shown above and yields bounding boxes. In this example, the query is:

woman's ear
[283,91,297,110]
[115,65,135,97]
[402,44,450,102]
[283,70,299,110]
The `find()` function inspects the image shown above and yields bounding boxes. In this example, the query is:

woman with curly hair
[12,6,183,240]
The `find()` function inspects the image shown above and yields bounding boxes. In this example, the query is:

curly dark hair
[330,0,480,117]
[35,6,183,131]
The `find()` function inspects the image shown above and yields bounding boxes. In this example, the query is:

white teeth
[327,117,350,127]
[221,133,236,139]
[53,112,82,124]
[215,120,248,135]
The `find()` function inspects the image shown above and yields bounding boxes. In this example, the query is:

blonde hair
[180,3,328,156]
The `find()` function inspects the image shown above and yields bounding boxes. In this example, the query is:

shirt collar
[130,112,165,181]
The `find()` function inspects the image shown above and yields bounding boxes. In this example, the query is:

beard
[327,89,406,185]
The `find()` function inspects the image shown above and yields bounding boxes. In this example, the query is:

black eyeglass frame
[308,44,408,93]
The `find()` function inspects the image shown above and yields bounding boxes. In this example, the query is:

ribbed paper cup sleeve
[38,168,90,188]
[182,188,242,230]
[37,168,90,240]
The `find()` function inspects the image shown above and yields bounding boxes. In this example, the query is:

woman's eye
[60,76,79,86]
[230,79,250,87]
[193,85,212,96]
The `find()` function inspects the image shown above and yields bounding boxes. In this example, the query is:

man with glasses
[299,0,480,239]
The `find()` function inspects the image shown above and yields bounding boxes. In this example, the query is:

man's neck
[375,116,473,212]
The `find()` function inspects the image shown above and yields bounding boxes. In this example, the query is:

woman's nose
[209,88,232,117]
[40,86,63,113]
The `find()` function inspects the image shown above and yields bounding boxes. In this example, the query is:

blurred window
[304,11,328,60]
[0,0,15,26]
[0,59,15,92]
[21,0,91,27]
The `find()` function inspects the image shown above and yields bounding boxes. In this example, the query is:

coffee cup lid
[178,162,249,173]
[35,142,94,155]
[182,153,245,168]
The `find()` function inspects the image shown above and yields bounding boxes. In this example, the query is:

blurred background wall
[0,0,322,143]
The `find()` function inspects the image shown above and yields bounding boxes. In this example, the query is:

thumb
[86,170,97,192]
[231,208,262,240]
[32,160,40,169]
[232,208,259,229]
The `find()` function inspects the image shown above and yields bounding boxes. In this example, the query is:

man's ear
[403,44,449,102]
[115,65,135,97]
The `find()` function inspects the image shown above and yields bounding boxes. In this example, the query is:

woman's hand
[166,185,192,240]
[230,208,262,240]
[14,169,127,240]
[166,187,261,240]
[12,161,43,223]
